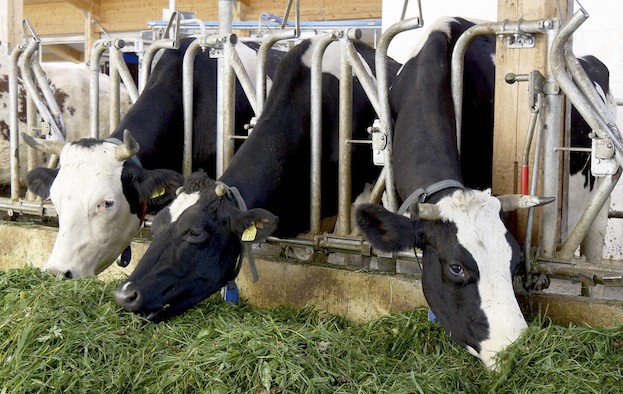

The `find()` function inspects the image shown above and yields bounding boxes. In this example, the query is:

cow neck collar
[397,179,464,216]
[216,182,260,284]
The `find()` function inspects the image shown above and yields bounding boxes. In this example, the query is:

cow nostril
[114,285,143,312]
[64,270,73,279]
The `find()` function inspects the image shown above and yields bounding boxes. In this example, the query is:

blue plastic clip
[428,308,437,322]
[222,281,239,303]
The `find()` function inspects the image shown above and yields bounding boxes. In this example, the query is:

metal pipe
[228,41,258,115]
[255,30,296,115]
[109,42,139,103]
[344,40,380,116]
[310,33,338,233]
[556,168,622,261]
[451,19,553,155]
[31,59,65,136]
[0,198,57,217]
[375,14,423,212]
[564,51,623,157]
[19,41,64,141]
[524,101,544,281]
[539,26,564,258]
[89,39,110,138]
[217,0,235,175]
[336,36,354,235]
[109,45,121,134]
[182,39,202,177]
[139,39,178,93]
[9,45,25,201]
[26,95,37,201]
[550,8,623,168]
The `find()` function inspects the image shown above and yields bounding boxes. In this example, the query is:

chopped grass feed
[1,267,622,393]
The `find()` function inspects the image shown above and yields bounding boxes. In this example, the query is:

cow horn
[497,194,555,212]
[215,183,228,197]
[412,202,441,220]
[21,132,66,156]
[115,130,140,161]
[175,187,184,196]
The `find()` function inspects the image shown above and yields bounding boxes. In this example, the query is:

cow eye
[187,228,207,243]
[449,263,465,277]
[97,200,115,211]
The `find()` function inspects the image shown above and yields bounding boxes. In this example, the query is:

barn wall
[23,0,382,35]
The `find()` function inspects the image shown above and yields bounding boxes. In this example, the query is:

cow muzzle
[114,281,144,312]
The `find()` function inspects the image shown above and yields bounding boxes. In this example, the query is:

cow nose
[114,282,143,312]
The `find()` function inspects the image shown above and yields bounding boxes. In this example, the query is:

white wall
[381,0,623,259]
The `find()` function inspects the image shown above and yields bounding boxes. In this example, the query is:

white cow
[0,54,133,186]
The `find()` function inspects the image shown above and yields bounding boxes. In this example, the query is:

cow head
[356,189,553,370]
[114,171,278,322]
[23,130,183,277]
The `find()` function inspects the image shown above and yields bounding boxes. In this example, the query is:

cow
[113,36,402,322]
[354,18,556,370]
[0,54,133,186]
[23,38,285,278]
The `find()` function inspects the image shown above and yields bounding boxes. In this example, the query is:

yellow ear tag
[151,186,166,199]
[241,222,257,242]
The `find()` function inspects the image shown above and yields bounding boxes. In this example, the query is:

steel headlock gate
[451,4,623,293]
[2,0,621,299]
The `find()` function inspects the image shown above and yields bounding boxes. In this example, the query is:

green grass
[1,267,622,393]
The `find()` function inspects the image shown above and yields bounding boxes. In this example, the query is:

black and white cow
[355,18,555,370]
[23,38,284,277]
[0,54,133,186]
[113,37,402,321]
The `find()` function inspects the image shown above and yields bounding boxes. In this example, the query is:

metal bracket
[505,32,535,48]
[591,135,618,176]
[368,119,386,166]
[209,47,224,58]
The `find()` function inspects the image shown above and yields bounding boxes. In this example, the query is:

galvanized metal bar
[336,35,354,235]
[30,58,65,136]
[451,19,553,155]
[9,45,25,201]
[19,41,64,141]
[182,39,202,177]
[109,45,121,135]
[524,103,544,279]
[539,26,564,258]
[217,0,235,175]
[556,168,622,261]
[109,42,139,103]
[139,39,178,93]
[564,52,623,160]
[0,198,57,217]
[344,40,380,116]
[255,31,296,115]
[310,33,338,233]
[229,41,258,115]
[550,8,623,168]
[26,95,37,201]
[89,39,110,139]
[375,14,423,212]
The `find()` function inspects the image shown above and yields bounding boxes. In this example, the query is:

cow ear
[133,168,184,211]
[356,203,423,252]
[231,208,278,243]
[26,167,59,199]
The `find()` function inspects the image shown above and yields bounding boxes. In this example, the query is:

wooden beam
[44,43,83,62]
[0,0,23,55]
[24,0,100,14]
[494,0,567,243]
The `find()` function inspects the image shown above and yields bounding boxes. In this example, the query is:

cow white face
[356,189,553,370]
[44,141,141,277]
[23,131,184,278]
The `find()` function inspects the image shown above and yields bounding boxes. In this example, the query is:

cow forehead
[50,142,126,202]
[168,191,201,223]
[436,189,512,270]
